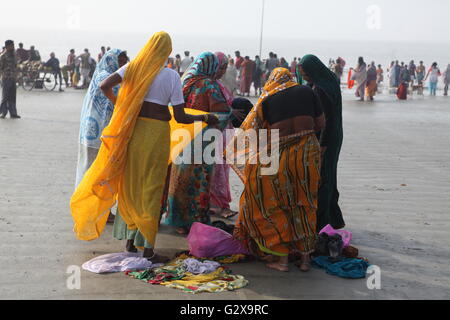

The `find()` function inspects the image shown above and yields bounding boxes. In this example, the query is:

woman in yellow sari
[70,32,218,262]
[227,68,325,272]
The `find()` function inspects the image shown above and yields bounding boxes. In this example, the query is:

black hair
[5,40,14,47]
[118,51,129,62]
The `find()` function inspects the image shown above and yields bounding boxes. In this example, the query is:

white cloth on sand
[182,258,221,275]
[82,252,162,274]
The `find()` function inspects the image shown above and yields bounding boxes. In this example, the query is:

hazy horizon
[3,0,450,66]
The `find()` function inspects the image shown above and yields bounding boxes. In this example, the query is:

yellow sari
[71,32,206,244]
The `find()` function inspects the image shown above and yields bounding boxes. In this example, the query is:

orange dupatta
[225,68,299,182]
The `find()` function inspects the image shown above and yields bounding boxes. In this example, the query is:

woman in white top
[99,33,218,261]
[424,62,441,96]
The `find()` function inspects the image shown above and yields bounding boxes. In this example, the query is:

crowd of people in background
[2,39,449,119]
[342,57,450,101]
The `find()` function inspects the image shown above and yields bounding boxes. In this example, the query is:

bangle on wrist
[203,114,209,123]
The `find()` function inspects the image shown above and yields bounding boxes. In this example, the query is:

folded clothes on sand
[126,256,249,294]
[82,252,162,274]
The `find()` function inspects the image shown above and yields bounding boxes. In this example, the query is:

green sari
[300,54,345,230]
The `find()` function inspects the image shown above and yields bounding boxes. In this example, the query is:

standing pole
[259,0,266,57]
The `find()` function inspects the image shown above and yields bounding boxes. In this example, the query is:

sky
[2,0,450,65]
[2,0,450,42]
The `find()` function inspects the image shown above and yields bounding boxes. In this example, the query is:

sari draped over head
[228,68,320,256]
[79,49,122,148]
[71,31,172,241]
[165,52,232,229]
[76,49,122,187]
[226,67,298,182]
[299,54,345,230]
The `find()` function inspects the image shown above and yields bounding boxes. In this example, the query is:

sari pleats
[235,133,320,256]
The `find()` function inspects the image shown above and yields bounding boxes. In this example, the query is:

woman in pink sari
[239,56,255,97]
[209,52,237,218]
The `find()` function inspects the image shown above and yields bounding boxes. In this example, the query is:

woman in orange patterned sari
[227,68,325,272]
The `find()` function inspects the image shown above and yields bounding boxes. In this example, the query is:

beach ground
[0,87,449,300]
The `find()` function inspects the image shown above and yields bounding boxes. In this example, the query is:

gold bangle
[204,114,209,123]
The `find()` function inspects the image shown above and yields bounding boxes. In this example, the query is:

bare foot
[176,227,189,235]
[295,254,312,272]
[267,262,289,272]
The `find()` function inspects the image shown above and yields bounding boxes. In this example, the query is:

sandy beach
[0,87,449,300]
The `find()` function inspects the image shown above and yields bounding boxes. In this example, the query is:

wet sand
[0,88,449,300]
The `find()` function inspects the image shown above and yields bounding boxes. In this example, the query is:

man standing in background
[77,49,92,89]
[98,46,106,62]
[0,40,21,119]
[16,43,29,63]
[62,49,76,87]
[408,60,417,87]
[179,51,192,76]
[235,51,244,70]
[44,52,64,92]
[28,46,41,62]
[175,54,181,74]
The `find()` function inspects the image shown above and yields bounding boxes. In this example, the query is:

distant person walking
[28,46,41,62]
[179,51,192,76]
[408,60,416,86]
[365,62,377,101]
[239,56,255,97]
[222,58,238,95]
[98,46,106,62]
[443,64,450,96]
[235,51,244,70]
[77,49,92,89]
[425,62,441,96]
[0,40,21,119]
[16,43,29,63]
[394,61,401,87]
[388,61,396,88]
[416,61,426,85]
[253,55,263,96]
[351,57,367,101]
[44,52,64,92]
[265,52,278,76]
[376,64,384,90]
[62,49,76,87]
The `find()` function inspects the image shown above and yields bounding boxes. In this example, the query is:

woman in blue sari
[76,49,128,187]
[164,52,232,234]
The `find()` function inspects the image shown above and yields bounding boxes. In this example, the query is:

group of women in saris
[71,31,345,272]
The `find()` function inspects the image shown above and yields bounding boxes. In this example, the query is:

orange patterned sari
[227,68,321,257]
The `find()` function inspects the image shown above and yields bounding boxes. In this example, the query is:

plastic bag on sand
[187,223,250,258]
[320,224,352,248]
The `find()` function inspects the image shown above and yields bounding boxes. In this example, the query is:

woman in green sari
[298,54,345,230]
[164,52,233,234]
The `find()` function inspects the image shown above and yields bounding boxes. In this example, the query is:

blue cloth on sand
[313,256,370,279]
